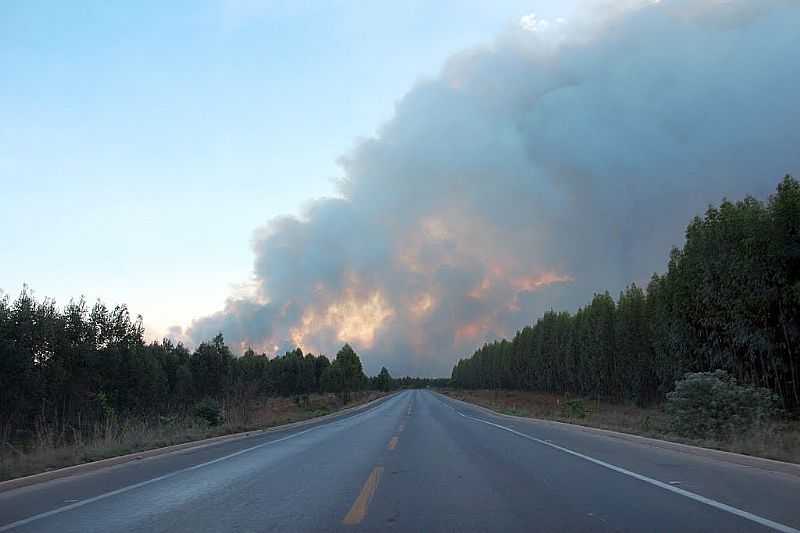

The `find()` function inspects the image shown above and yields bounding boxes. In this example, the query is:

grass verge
[0,391,386,482]
[439,388,800,464]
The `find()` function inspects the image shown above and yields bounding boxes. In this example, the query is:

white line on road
[0,393,405,531]
[457,411,799,533]
[0,426,321,532]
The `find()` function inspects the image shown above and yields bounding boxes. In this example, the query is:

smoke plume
[187,0,800,376]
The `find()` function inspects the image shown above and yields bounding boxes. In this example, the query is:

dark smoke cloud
[187,0,800,376]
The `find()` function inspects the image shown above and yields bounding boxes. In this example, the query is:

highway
[1,390,799,532]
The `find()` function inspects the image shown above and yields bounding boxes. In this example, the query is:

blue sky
[1,0,589,338]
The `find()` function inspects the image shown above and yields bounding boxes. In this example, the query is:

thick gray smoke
[187,0,800,376]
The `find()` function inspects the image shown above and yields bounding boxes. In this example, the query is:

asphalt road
[1,390,799,532]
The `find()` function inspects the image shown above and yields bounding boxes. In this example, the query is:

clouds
[519,13,545,32]
[187,0,800,376]
[519,13,567,33]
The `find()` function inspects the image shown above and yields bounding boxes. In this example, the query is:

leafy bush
[158,414,180,426]
[561,399,586,419]
[666,370,777,440]
[94,391,115,421]
[193,399,223,426]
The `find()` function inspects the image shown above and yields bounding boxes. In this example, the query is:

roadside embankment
[439,388,800,465]
[0,391,389,484]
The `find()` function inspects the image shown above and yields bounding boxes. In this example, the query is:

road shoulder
[435,390,800,478]
[0,391,397,494]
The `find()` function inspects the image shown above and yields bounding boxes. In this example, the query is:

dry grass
[440,389,800,464]
[0,391,385,482]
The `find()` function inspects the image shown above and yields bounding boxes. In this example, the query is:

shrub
[94,391,115,421]
[561,399,587,419]
[666,370,777,440]
[193,399,223,426]
[158,414,180,426]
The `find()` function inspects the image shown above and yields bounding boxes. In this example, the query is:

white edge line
[439,392,800,475]
[456,411,799,533]
[0,390,399,493]
[0,392,405,532]
[0,427,319,532]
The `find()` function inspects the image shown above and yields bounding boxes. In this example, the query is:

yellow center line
[342,466,384,525]
[388,436,399,450]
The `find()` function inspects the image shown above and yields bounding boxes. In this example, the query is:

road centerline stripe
[342,466,384,525]
[388,436,399,450]
[456,410,799,533]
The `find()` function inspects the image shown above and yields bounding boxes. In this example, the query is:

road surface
[1,390,799,532]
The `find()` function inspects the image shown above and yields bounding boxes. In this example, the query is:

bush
[561,399,587,419]
[666,370,777,440]
[193,399,223,426]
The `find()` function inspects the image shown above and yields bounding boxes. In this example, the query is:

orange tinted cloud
[512,272,573,292]
[290,289,394,353]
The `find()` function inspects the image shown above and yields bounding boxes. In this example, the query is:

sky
[3,0,799,376]
[1,0,589,337]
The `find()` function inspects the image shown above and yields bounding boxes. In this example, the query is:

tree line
[0,290,393,441]
[452,176,800,411]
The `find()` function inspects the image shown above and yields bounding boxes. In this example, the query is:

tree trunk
[777,299,799,408]
[780,316,800,408]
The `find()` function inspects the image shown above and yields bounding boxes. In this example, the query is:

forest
[0,291,423,445]
[452,176,800,413]
[4,175,798,453]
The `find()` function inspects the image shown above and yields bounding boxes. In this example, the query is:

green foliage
[320,364,343,394]
[452,176,800,413]
[391,376,449,389]
[666,371,777,440]
[334,344,367,391]
[193,398,223,426]
[94,391,115,421]
[320,344,368,402]
[0,290,394,444]
[191,334,233,399]
[561,399,586,419]
[373,367,393,392]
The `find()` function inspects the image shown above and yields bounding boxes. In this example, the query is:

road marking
[0,392,408,531]
[457,411,800,533]
[398,423,405,433]
[388,436,399,450]
[342,466,384,525]
[0,426,322,532]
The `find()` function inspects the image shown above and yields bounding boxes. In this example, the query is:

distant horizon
[2,3,799,529]
[3,0,799,376]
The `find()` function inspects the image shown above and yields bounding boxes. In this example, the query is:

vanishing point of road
[1,390,799,532]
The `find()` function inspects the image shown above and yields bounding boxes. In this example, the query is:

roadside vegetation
[0,390,384,482]
[0,296,446,481]
[441,387,800,463]
[450,176,800,462]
